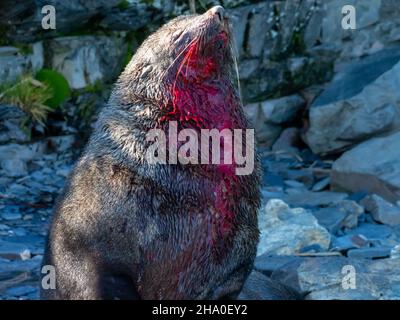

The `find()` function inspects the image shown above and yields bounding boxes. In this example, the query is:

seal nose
[208,5,225,22]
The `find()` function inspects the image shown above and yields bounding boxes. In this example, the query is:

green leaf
[35,69,71,108]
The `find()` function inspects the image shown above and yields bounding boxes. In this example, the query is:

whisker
[162,37,198,79]
[230,34,242,103]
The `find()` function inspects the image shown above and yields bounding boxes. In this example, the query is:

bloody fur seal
[40,6,261,300]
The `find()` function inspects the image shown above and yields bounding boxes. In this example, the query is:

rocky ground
[1,120,400,299]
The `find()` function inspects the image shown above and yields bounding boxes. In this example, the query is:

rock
[312,207,347,234]
[0,105,30,144]
[331,234,369,252]
[331,131,400,203]
[312,177,330,192]
[347,247,392,259]
[0,240,32,260]
[284,180,306,189]
[361,194,400,226]
[339,200,364,229]
[299,257,400,299]
[272,128,301,153]
[47,36,127,89]
[1,212,22,221]
[261,95,305,124]
[391,245,400,259]
[239,271,302,300]
[321,0,400,60]
[254,255,302,276]
[346,223,393,241]
[281,190,347,207]
[0,0,121,42]
[258,199,330,256]
[19,249,31,261]
[305,47,400,154]
[99,4,160,31]
[47,135,75,153]
[284,169,315,188]
[5,285,37,297]
[0,143,45,177]
[0,47,28,83]
[0,44,43,84]
[254,254,400,299]
[0,224,10,231]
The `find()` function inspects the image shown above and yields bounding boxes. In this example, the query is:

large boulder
[321,0,400,60]
[255,254,400,300]
[47,36,127,89]
[258,199,331,256]
[304,47,400,154]
[0,43,44,84]
[0,0,121,42]
[331,131,400,203]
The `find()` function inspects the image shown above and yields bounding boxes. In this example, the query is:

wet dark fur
[40,9,261,300]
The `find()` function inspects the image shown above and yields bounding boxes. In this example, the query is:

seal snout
[207,5,226,22]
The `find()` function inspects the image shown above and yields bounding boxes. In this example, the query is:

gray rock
[347,247,392,259]
[331,234,369,252]
[0,43,44,84]
[281,190,347,207]
[0,240,31,260]
[339,200,364,229]
[312,177,330,192]
[47,135,75,153]
[245,102,284,147]
[305,47,400,154]
[0,105,30,144]
[361,194,400,226]
[312,207,348,234]
[261,94,305,124]
[346,223,393,240]
[0,0,121,42]
[391,245,400,259]
[255,254,400,299]
[48,36,127,89]
[239,271,302,300]
[1,212,22,221]
[284,180,306,189]
[272,127,301,153]
[5,285,37,297]
[258,199,330,256]
[300,257,400,300]
[313,200,363,234]
[0,143,45,177]
[331,131,400,203]
[99,4,160,31]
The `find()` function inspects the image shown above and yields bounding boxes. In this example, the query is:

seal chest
[41,6,261,300]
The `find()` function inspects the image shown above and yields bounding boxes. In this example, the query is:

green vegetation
[35,69,71,108]
[84,80,104,94]
[0,69,72,127]
[0,75,53,125]
[117,0,130,10]
[289,29,306,56]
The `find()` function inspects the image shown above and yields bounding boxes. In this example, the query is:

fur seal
[40,6,261,300]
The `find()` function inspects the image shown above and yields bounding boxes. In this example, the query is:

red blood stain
[160,32,245,254]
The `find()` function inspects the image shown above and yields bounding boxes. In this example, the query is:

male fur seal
[40,6,261,300]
